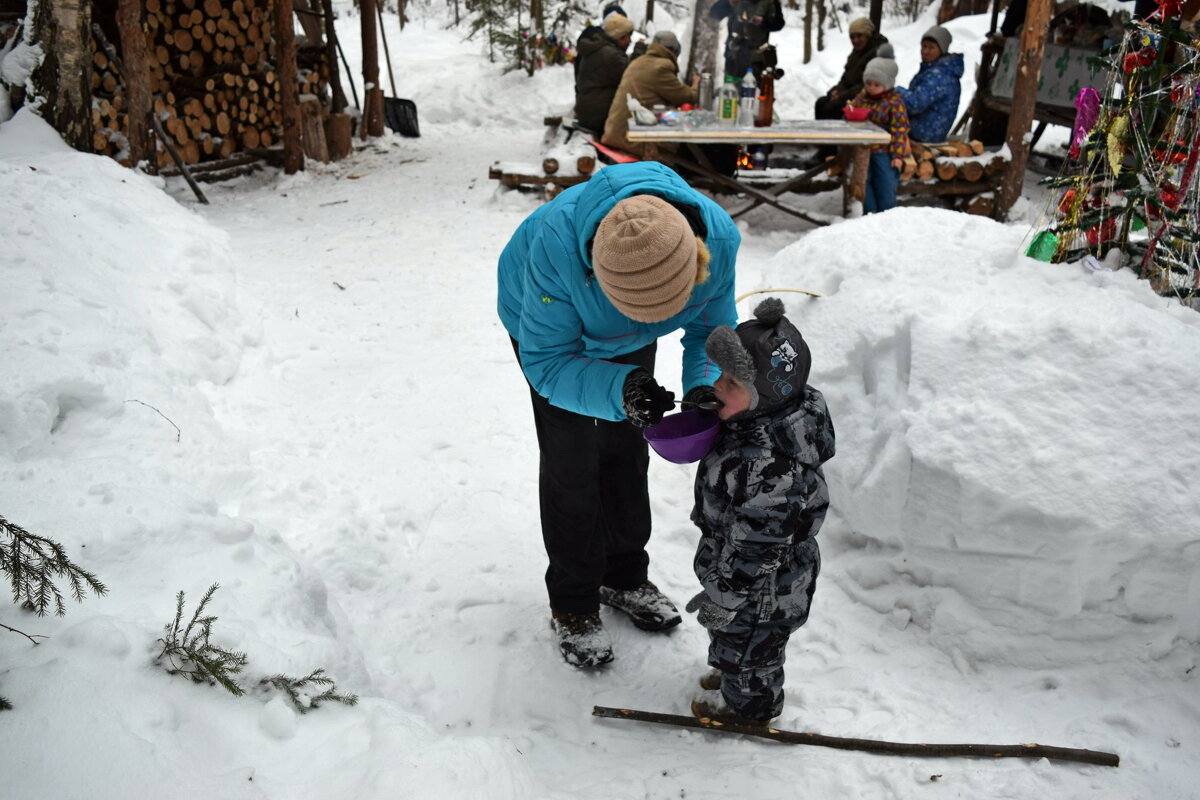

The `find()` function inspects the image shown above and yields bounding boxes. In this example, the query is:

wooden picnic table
[627,119,890,224]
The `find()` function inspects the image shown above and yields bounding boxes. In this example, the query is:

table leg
[665,145,827,227]
[842,144,871,218]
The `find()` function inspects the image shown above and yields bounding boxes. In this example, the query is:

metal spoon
[678,399,722,410]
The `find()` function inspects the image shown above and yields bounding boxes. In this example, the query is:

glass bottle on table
[754,69,775,128]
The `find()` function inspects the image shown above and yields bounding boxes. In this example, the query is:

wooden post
[31,0,93,151]
[843,145,871,217]
[359,0,385,137]
[320,0,348,112]
[115,0,151,167]
[868,0,882,34]
[645,0,656,24]
[992,0,1051,221]
[275,0,304,173]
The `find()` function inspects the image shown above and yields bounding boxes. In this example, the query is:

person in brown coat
[574,14,634,134]
[601,31,697,158]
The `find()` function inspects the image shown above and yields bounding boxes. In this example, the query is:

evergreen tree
[1028,3,1200,303]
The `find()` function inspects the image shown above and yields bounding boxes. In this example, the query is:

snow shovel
[384,98,420,138]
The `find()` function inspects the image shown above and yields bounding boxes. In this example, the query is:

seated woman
[896,26,964,144]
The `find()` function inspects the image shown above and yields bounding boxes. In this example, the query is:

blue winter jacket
[898,53,964,143]
[498,162,740,421]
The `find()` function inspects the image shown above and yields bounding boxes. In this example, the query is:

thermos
[698,73,714,111]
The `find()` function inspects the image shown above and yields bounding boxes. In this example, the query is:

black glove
[683,385,718,409]
[685,591,737,630]
[622,369,675,428]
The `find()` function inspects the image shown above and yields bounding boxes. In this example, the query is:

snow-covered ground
[1,4,1197,799]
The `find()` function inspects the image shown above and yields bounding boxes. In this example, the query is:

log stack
[899,139,1008,190]
[90,0,330,169]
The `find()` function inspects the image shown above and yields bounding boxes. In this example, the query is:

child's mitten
[685,590,736,630]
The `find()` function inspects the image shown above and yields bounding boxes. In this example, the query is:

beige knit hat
[604,13,634,40]
[593,195,698,323]
[849,17,875,36]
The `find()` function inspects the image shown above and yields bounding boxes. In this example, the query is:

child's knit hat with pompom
[705,297,811,417]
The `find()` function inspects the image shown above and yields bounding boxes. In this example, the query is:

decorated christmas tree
[1027,1,1200,303]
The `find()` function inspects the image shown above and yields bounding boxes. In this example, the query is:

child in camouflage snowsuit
[686,297,835,725]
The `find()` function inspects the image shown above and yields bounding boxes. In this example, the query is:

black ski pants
[512,337,656,614]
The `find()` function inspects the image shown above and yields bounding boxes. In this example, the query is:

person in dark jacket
[814,17,888,120]
[710,0,776,79]
[897,25,964,143]
[574,3,628,75]
[498,162,741,669]
[686,298,835,725]
[574,14,633,133]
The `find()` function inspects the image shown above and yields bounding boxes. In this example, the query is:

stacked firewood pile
[90,0,329,168]
[828,138,1007,215]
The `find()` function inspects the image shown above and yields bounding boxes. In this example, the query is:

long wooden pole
[375,1,397,96]
[275,0,304,174]
[992,0,1051,221]
[593,707,1120,767]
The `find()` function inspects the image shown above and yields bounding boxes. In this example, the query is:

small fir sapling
[156,583,249,696]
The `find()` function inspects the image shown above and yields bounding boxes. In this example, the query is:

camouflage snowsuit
[691,386,835,719]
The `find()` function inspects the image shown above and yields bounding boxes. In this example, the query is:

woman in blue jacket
[898,25,964,144]
[498,161,740,668]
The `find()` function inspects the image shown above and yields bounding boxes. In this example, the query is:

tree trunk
[993,0,1050,221]
[803,0,812,63]
[686,0,720,81]
[359,0,385,137]
[275,0,303,172]
[645,0,655,24]
[32,0,93,150]
[320,0,348,112]
[116,0,152,166]
[869,0,882,33]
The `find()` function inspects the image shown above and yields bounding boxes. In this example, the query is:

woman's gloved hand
[622,369,675,428]
[682,385,718,408]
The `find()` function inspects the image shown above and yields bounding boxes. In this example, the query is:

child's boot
[599,581,682,631]
[691,690,776,728]
[550,611,613,668]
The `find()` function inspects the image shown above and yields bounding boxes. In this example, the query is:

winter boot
[599,581,682,631]
[550,611,614,668]
[690,690,776,728]
[698,669,722,691]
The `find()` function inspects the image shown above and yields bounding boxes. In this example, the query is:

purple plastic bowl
[643,409,720,464]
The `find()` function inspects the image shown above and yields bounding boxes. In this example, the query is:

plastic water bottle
[716,76,738,126]
[737,69,758,127]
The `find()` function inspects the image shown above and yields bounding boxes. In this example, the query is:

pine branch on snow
[259,668,359,714]
[0,513,108,617]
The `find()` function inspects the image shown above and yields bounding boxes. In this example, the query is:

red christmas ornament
[1123,53,1140,73]
[1058,188,1077,214]
[1157,0,1183,16]
[1161,184,1181,210]
[1086,218,1118,246]
[1138,48,1157,66]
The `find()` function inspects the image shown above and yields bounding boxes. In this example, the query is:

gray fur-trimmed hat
[705,297,811,417]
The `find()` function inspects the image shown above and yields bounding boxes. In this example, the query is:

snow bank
[768,207,1200,664]
[0,110,535,800]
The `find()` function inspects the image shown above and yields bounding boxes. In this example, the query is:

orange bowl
[843,106,870,122]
